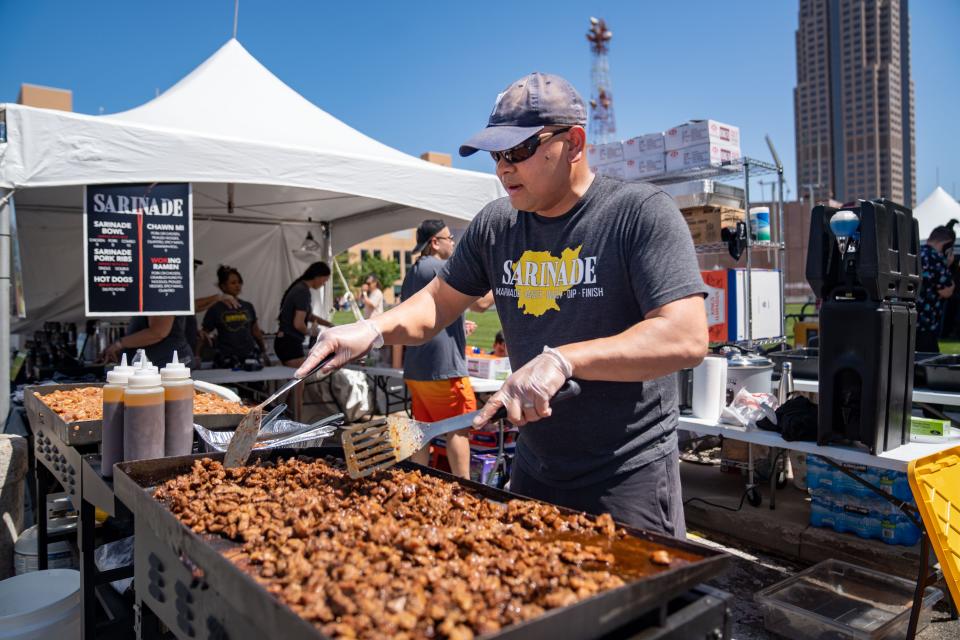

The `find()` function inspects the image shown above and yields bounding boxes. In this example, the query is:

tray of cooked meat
[114,449,729,640]
[26,384,249,445]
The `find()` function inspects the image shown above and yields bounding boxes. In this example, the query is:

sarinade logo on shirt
[495,245,603,316]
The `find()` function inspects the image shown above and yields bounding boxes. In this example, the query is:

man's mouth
[505,184,523,194]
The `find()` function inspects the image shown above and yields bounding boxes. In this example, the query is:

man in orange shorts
[402,220,492,477]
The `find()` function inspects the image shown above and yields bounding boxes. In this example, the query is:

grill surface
[116,448,729,640]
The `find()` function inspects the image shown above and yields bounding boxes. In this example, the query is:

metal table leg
[35,461,51,570]
[907,534,932,639]
[79,497,97,639]
[135,600,164,640]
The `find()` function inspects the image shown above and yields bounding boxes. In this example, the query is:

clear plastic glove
[473,346,573,428]
[295,320,383,378]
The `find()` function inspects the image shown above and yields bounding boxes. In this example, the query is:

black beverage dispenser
[805,198,920,454]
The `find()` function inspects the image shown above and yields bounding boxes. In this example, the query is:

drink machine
[805,199,920,454]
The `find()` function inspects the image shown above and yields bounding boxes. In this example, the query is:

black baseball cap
[459,72,587,157]
[413,219,447,254]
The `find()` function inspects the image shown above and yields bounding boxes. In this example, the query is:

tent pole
[0,190,11,423]
[324,222,337,324]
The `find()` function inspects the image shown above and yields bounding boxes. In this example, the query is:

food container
[755,558,942,640]
[915,353,960,391]
[193,420,335,453]
[26,382,247,443]
[25,384,104,446]
[769,348,819,380]
[913,352,938,387]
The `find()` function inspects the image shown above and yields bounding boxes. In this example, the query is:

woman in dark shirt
[200,265,271,368]
[275,262,332,367]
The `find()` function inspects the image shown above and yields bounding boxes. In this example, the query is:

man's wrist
[543,345,574,379]
[362,319,385,349]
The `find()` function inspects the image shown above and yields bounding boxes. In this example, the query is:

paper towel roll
[692,356,727,422]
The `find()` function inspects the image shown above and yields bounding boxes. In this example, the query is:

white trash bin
[0,569,80,639]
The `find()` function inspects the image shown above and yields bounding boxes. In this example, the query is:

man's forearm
[557,298,708,382]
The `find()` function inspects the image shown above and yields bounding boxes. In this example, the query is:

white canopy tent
[0,38,504,420]
[913,186,960,241]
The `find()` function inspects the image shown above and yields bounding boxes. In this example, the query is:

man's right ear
[568,126,587,163]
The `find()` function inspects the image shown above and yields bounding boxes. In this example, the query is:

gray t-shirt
[401,255,468,381]
[441,176,706,488]
[278,281,312,341]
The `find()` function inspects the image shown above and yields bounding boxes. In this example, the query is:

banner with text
[84,183,194,316]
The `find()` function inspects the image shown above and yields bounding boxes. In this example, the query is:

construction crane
[586,17,616,145]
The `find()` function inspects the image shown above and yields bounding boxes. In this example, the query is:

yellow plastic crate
[908,447,960,609]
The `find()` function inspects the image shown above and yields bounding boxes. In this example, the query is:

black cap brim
[458,125,544,157]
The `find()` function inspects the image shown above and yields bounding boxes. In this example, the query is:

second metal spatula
[342,380,581,478]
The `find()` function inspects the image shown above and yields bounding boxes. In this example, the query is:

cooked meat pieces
[154,457,637,640]
[37,387,102,422]
[37,388,247,422]
[192,392,249,415]
[650,550,672,566]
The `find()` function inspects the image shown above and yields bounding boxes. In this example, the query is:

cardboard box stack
[590,119,741,184]
[681,205,745,245]
[664,119,740,151]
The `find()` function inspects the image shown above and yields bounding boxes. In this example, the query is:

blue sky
[2,0,958,204]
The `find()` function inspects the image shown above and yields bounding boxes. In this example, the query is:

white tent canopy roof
[914,186,960,241]
[0,38,504,252]
[0,38,505,337]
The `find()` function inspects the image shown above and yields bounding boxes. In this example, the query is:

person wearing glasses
[295,72,707,537]
[397,220,493,478]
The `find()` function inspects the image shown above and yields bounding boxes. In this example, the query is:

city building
[794,0,915,207]
[17,83,72,111]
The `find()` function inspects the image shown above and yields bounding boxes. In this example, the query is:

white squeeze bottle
[161,351,195,457]
[123,360,166,462]
[101,354,134,477]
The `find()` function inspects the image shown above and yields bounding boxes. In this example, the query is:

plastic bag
[720,388,778,429]
[94,535,134,594]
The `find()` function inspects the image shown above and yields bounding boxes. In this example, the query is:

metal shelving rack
[643,157,788,508]
[646,156,787,350]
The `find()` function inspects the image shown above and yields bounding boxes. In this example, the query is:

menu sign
[84,183,194,316]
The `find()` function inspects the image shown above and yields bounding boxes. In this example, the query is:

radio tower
[586,17,616,145]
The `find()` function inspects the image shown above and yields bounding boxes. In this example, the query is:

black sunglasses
[490,127,571,164]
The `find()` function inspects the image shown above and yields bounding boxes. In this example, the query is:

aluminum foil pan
[194,419,340,453]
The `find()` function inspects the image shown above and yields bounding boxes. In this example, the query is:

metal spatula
[224,353,334,468]
[341,380,581,478]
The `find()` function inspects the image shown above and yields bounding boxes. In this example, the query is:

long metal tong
[223,353,334,468]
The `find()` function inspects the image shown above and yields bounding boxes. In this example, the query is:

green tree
[359,254,401,292]
[332,252,401,301]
